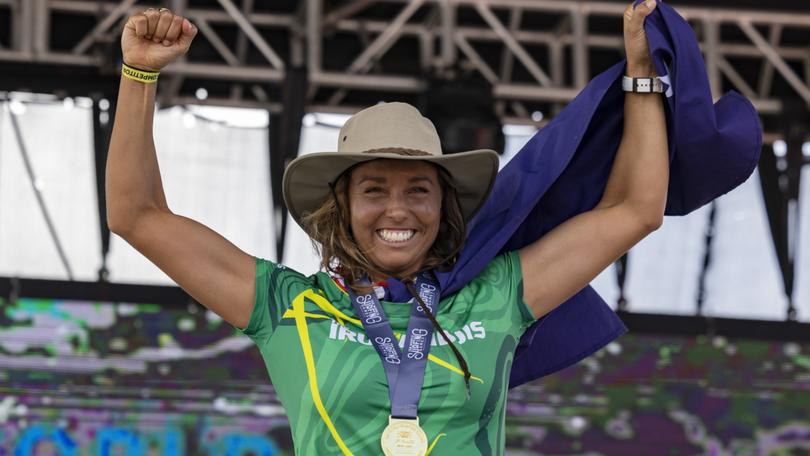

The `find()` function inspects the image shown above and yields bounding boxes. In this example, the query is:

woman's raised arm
[106,8,256,329]
[519,0,668,319]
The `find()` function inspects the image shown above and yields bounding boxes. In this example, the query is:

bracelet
[622,76,663,93]
[121,62,159,84]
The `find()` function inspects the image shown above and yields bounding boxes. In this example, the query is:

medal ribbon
[348,273,440,419]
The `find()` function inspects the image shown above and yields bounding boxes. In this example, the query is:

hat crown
[338,102,442,156]
[282,101,499,229]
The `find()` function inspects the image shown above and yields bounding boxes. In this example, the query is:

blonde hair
[301,160,465,292]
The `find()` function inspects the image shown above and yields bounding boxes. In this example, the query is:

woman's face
[348,159,442,281]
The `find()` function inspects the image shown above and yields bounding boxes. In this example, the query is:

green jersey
[239,251,535,455]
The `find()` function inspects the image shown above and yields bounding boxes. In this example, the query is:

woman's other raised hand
[121,8,198,72]
[623,0,657,75]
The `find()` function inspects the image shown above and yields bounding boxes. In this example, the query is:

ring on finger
[158,7,171,13]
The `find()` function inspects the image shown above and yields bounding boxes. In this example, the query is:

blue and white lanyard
[348,273,440,419]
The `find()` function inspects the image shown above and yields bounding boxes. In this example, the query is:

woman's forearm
[106,76,170,234]
[597,63,669,227]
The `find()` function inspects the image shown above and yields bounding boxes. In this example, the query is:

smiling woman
[349,161,442,277]
[302,158,466,290]
[350,162,442,278]
[106,2,667,455]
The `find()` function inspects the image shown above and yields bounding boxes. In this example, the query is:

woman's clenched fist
[121,8,197,72]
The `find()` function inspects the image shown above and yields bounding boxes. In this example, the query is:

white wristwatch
[622,76,664,93]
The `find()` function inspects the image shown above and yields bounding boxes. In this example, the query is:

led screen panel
[2,297,809,454]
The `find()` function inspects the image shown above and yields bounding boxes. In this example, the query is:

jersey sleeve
[476,251,536,335]
[505,250,537,331]
[237,257,305,347]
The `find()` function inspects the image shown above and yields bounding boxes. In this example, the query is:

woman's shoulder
[443,251,533,329]
[256,257,305,279]
[446,251,522,300]
[255,258,329,295]
[474,250,522,283]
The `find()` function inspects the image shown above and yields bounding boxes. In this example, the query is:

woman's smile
[376,228,416,243]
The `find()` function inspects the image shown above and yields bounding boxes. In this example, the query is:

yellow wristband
[121,63,159,84]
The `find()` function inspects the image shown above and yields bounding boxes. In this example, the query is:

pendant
[381,416,428,456]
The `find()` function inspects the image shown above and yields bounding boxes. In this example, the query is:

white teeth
[377,229,415,242]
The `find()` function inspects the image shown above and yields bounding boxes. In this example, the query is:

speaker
[421,75,504,155]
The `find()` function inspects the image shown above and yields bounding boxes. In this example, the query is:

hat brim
[283,149,499,229]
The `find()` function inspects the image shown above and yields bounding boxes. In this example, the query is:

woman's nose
[383,192,409,219]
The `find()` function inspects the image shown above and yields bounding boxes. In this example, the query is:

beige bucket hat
[282,102,499,228]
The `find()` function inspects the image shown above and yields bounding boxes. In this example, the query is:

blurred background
[1,0,810,454]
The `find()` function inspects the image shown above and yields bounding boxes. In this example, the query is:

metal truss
[1,0,810,135]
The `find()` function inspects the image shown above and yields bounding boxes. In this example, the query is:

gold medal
[381,416,428,456]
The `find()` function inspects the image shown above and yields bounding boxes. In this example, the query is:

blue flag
[387,0,762,388]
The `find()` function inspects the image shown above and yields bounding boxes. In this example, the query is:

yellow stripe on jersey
[290,292,353,455]
[427,433,447,455]
[427,354,484,384]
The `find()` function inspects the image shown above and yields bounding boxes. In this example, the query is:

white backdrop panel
[793,167,810,322]
[0,102,100,281]
[702,171,788,320]
[279,120,342,275]
[623,205,710,315]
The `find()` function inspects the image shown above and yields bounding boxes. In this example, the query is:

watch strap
[622,76,663,93]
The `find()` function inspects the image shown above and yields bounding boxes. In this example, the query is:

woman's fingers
[163,14,184,45]
[153,9,174,43]
[131,13,148,38]
[622,0,656,70]
[144,8,159,39]
[636,0,656,21]
[175,18,198,51]
[624,3,634,22]
[626,0,655,35]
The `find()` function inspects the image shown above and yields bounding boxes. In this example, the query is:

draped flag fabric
[387,0,762,388]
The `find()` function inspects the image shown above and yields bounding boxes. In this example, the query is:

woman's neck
[367,269,419,284]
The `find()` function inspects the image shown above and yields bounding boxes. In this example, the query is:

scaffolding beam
[0,0,807,132]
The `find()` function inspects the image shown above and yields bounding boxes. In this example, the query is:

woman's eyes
[363,186,430,194]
